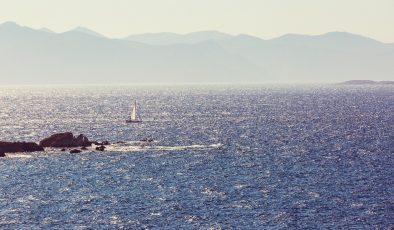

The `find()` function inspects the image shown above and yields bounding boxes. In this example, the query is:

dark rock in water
[39,132,91,147]
[92,141,110,146]
[61,148,66,152]
[95,145,105,151]
[140,138,154,143]
[0,141,44,154]
[0,151,5,157]
[70,149,81,154]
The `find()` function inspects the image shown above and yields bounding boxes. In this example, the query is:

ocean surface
[0,85,393,229]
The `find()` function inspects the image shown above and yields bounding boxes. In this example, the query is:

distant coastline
[338,80,394,85]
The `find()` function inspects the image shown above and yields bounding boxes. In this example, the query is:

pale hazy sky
[0,0,393,42]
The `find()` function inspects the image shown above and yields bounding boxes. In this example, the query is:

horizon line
[1,80,393,88]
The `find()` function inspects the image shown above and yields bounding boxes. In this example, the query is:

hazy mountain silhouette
[125,31,232,45]
[40,27,54,33]
[0,22,257,84]
[0,22,393,84]
[217,32,394,82]
[69,26,106,38]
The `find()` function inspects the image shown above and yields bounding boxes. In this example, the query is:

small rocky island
[0,132,110,157]
[339,80,394,85]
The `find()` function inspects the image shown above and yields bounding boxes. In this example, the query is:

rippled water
[0,85,393,229]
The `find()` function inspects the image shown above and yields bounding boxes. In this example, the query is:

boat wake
[104,141,223,153]
[4,154,34,158]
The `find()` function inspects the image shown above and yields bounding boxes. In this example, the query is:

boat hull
[126,119,142,123]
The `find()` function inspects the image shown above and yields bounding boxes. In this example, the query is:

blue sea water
[0,85,393,229]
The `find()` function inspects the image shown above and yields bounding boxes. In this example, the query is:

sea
[0,85,393,229]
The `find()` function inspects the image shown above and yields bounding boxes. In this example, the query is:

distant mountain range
[125,31,232,45]
[1,21,393,84]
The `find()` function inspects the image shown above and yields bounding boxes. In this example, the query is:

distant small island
[339,80,394,85]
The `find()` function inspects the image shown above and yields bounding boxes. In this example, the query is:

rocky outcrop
[0,141,44,155]
[0,133,112,156]
[70,149,82,154]
[95,145,106,151]
[39,132,91,147]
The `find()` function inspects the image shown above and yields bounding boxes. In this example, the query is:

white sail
[131,101,137,120]
[126,100,141,123]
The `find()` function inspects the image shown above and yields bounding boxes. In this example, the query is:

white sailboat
[126,100,142,123]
